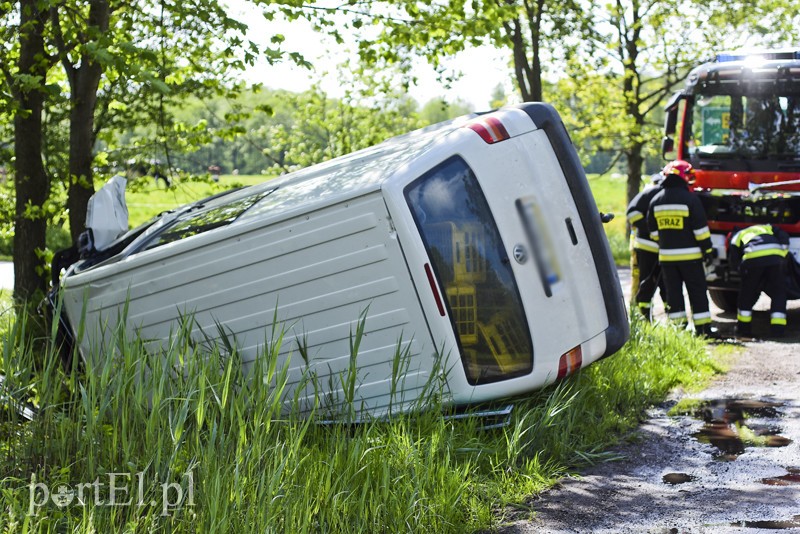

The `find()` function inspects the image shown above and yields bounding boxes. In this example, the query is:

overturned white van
[52,103,628,417]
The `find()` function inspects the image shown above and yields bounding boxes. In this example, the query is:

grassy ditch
[0,309,721,532]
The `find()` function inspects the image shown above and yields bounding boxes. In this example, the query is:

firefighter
[647,160,715,335]
[626,173,665,320]
[728,224,790,337]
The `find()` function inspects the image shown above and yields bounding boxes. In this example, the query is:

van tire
[709,289,738,313]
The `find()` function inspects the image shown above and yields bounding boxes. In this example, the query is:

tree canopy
[4,0,800,306]
[2,0,283,302]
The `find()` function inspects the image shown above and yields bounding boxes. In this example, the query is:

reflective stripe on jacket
[729,225,790,269]
[646,176,712,263]
[626,185,662,251]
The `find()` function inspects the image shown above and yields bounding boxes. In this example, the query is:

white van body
[54,103,628,417]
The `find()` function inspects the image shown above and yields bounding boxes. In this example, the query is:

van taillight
[557,346,582,379]
[424,263,446,316]
[466,117,510,144]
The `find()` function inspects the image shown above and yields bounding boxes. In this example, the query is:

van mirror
[663,92,681,135]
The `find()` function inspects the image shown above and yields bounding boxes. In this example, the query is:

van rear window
[405,156,532,385]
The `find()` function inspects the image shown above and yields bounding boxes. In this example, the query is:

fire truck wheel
[708,289,738,313]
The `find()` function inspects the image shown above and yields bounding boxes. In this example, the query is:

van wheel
[709,289,738,313]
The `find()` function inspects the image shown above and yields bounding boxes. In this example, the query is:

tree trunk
[67,80,100,242]
[528,0,546,102]
[508,20,533,102]
[621,0,643,206]
[66,0,110,243]
[13,0,50,302]
[626,143,644,206]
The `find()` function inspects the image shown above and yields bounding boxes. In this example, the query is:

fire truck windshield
[688,93,800,161]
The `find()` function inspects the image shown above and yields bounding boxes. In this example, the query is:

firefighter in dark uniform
[626,173,665,320]
[729,224,790,337]
[647,160,714,335]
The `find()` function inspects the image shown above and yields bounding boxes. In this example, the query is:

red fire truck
[662,48,800,310]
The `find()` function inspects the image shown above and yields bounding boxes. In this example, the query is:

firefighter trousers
[661,260,711,331]
[635,249,664,320]
[737,261,787,335]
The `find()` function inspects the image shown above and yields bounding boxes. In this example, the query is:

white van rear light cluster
[557,346,583,380]
[424,263,446,316]
[466,116,510,144]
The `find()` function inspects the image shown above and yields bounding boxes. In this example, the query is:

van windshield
[140,188,275,252]
[405,156,532,385]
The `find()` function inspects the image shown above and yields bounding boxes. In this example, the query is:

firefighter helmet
[663,160,695,184]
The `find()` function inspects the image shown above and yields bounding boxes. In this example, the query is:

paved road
[502,267,800,533]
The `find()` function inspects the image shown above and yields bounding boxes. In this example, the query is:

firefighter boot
[735,321,751,338]
[770,313,786,338]
[695,323,715,338]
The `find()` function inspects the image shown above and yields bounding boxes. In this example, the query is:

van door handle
[599,212,614,224]
[565,218,578,245]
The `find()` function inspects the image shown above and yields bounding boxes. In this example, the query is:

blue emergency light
[716,49,800,63]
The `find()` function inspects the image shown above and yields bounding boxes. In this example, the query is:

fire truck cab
[662,48,800,310]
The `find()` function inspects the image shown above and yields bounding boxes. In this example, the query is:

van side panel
[62,193,439,416]
[517,103,629,357]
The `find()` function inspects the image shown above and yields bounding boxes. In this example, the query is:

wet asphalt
[501,267,800,533]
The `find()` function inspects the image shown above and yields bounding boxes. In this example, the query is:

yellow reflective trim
[634,242,659,253]
[657,216,684,230]
[737,314,753,323]
[694,230,711,241]
[654,209,689,217]
[771,317,787,326]
[742,249,788,261]
[733,225,773,247]
[694,317,712,325]
[628,212,644,223]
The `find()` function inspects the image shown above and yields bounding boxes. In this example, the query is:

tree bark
[506,0,545,103]
[13,0,50,302]
[621,0,644,206]
[65,0,111,242]
[626,143,645,206]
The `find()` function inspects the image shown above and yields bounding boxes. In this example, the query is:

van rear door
[463,121,609,359]
[398,105,626,400]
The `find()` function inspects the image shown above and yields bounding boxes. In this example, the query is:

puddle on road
[688,399,792,460]
[730,515,800,529]
[762,467,800,486]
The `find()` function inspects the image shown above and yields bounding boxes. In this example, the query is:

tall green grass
[0,309,720,532]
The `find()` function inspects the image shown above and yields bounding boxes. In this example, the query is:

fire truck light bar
[716,49,800,63]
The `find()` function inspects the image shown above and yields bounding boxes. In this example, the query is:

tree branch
[49,6,77,88]
[598,150,624,177]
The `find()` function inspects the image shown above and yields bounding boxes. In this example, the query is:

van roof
[76,113,480,271]
[223,114,477,222]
